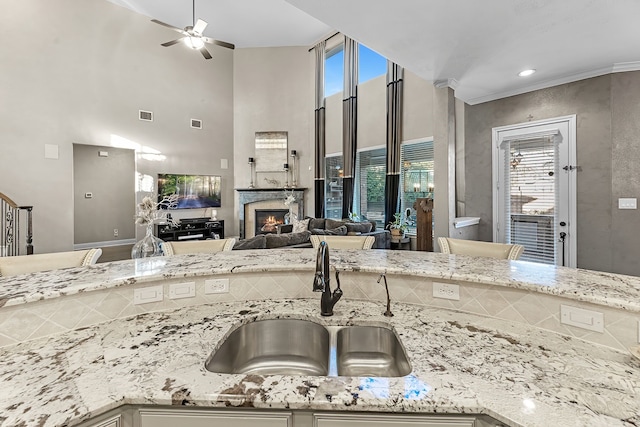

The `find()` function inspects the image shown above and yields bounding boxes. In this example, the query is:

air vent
[191,118,202,129]
[139,110,153,122]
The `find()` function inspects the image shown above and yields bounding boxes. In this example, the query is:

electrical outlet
[205,278,229,294]
[113,228,118,237]
[433,282,460,301]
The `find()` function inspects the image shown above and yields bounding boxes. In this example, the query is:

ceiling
[106,0,640,104]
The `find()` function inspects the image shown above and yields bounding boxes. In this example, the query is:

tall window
[354,147,386,225]
[358,45,386,84]
[399,140,434,233]
[325,154,344,219]
[324,46,344,97]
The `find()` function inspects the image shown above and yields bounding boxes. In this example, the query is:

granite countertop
[1,298,638,427]
[2,250,640,312]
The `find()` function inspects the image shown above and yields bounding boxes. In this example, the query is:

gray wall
[0,0,234,253]
[73,144,135,244]
[465,73,640,275]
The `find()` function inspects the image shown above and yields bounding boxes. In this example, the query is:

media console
[155,218,224,242]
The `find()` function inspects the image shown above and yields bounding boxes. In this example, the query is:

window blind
[355,148,386,224]
[399,141,434,232]
[504,136,558,264]
[324,155,344,219]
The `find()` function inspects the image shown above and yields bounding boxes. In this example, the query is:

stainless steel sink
[205,319,411,377]
[205,319,330,376]
[335,325,412,377]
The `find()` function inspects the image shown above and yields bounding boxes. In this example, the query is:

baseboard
[74,239,136,250]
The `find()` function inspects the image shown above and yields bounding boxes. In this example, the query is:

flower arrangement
[283,190,297,224]
[135,194,179,226]
[386,212,408,233]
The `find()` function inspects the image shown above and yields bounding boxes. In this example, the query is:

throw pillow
[233,234,267,250]
[310,225,348,236]
[292,218,310,233]
[308,218,326,230]
[265,231,311,248]
[325,218,347,230]
[345,222,373,234]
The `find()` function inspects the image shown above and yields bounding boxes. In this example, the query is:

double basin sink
[205,319,411,377]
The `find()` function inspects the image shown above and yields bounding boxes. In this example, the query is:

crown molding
[433,78,459,90]
[464,61,640,105]
[465,66,613,105]
[611,61,640,73]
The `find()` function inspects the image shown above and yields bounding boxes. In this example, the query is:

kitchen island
[0,249,639,426]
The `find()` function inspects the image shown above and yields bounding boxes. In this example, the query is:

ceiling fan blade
[202,37,235,50]
[200,47,213,60]
[151,19,187,35]
[161,38,183,47]
[193,19,208,35]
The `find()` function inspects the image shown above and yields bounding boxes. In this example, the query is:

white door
[492,115,577,267]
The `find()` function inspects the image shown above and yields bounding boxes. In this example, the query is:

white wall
[0,0,234,253]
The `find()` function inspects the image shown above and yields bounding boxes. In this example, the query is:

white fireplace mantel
[236,188,307,239]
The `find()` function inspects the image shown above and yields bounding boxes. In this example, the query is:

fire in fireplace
[255,209,289,235]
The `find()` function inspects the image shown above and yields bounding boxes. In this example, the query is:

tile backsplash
[0,271,637,352]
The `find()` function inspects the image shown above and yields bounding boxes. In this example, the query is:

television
[157,174,221,209]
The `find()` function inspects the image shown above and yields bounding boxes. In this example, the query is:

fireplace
[236,188,307,239]
[255,209,288,235]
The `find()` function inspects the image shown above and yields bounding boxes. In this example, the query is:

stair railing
[0,192,33,256]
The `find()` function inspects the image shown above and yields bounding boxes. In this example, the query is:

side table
[390,237,411,250]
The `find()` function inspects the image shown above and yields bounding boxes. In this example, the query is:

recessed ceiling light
[518,69,536,77]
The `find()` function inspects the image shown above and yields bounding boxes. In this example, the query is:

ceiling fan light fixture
[184,36,205,50]
[518,69,536,77]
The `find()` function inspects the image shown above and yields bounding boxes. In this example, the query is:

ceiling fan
[151,0,234,60]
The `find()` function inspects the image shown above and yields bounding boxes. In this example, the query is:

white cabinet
[313,413,476,427]
[139,409,292,427]
[86,414,121,427]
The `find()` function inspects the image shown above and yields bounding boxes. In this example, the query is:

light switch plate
[169,282,195,300]
[560,304,604,333]
[618,198,637,209]
[205,278,229,294]
[44,144,59,159]
[133,285,163,305]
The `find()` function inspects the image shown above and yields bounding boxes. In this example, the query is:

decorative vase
[131,223,165,259]
[390,228,405,242]
[284,209,297,225]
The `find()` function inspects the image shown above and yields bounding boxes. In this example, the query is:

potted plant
[386,213,408,240]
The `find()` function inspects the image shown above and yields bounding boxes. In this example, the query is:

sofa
[233,218,390,250]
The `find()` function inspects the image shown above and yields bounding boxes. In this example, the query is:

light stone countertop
[2,249,640,312]
[1,250,639,426]
[0,298,638,427]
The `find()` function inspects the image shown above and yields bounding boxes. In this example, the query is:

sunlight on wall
[110,134,166,162]
[137,173,155,193]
